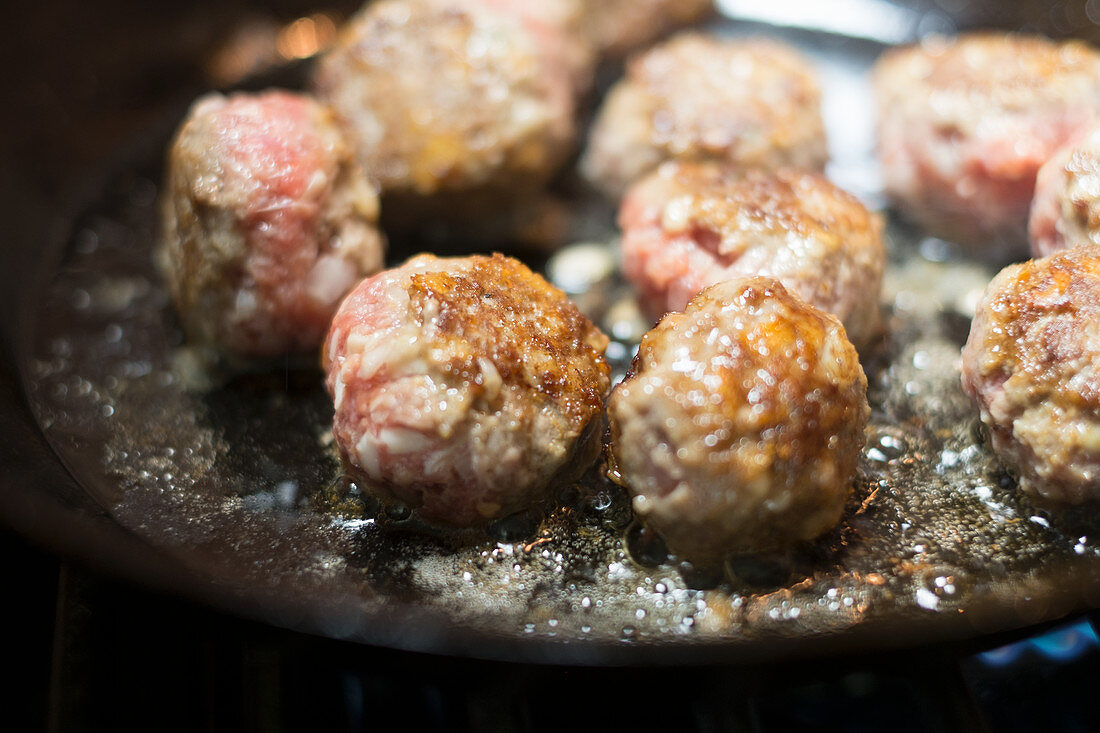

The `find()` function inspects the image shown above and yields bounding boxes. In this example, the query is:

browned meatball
[160,90,384,361]
[312,0,589,229]
[582,0,714,58]
[961,247,1100,504]
[874,33,1100,258]
[618,161,885,347]
[581,33,827,198]
[607,278,869,560]
[324,253,611,527]
[1030,125,1100,257]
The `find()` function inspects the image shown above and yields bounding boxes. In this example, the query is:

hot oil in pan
[24,31,1100,650]
[28,167,1100,646]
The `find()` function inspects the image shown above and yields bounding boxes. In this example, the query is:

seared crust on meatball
[583,0,714,58]
[1030,126,1100,257]
[582,33,827,198]
[160,90,384,361]
[618,162,885,346]
[313,0,584,227]
[324,254,611,526]
[607,278,869,559]
[961,247,1100,504]
[874,33,1100,256]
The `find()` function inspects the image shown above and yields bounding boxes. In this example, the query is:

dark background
[0,3,360,728]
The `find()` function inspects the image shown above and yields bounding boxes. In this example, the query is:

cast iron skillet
[6,4,1100,666]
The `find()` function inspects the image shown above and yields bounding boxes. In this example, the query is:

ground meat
[1030,125,1100,257]
[961,247,1100,504]
[324,253,611,527]
[873,33,1100,259]
[581,33,827,198]
[618,162,885,347]
[159,90,384,361]
[582,0,714,58]
[607,278,869,560]
[312,0,587,230]
[475,0,594,93]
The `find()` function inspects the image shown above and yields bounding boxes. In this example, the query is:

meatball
[324,253,611,526]
[475,0,595,93]
[607,278,869,560]
[160,90,384,361]
[1030,125,1100,257]
[618,162,885,347]
[581,33,827,198]
[582,0,714,58]
[312,0,587,230]
[961,247,1100,504]
[873,33,1100,258]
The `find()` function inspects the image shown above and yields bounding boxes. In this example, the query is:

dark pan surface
[17,15,1100,664]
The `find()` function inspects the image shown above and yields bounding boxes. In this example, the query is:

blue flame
[977,618,1100,667]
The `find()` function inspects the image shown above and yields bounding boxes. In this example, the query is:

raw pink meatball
[582,33,827,198]
[313,0,589,229]
[618,161,885,347]
[874,33,1100,258]
[961,247,1100,504]
[1030,125,1100,257]
[324,254,611,527]
[160,90,384,361]
[607,278,869,560]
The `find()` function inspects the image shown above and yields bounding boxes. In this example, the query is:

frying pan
[6,0,1100,666]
